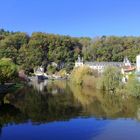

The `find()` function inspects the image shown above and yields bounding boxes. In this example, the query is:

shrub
[57,69,67,77]
[125,76,140,97]
[47,64,57,74]
[70,66,97,85]
[99,66,122,92]
[0,58,17,84]
[82,75,97,88]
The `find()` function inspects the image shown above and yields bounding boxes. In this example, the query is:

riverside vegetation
[70,66,140,97]
[1,29,140,140]
[1,29,140,97]
[0,58,17,85]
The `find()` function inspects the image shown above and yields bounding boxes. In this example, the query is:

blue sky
[1,0,140,37]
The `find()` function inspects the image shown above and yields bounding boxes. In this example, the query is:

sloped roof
[123,66,136,72]
[85,62,123,66]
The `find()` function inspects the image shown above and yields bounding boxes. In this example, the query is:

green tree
[0,32,29,64]
[0,58,17,84]
[70,66,96,85]
[18,45,43,72]
[79,37,92,60]
[47,64,57,74]
[126,76,140,97]
[100,66,122,92]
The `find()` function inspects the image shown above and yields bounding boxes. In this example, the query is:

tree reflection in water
[1,80,140,127]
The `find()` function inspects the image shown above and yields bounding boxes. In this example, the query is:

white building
[123,57,131,67]
[75,56,132,73]
[84,61,124,73]
[136,55,140,72]
[34,66,44,76]
[75,55,84,67]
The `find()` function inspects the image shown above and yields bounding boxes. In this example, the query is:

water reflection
[28,79,48,92]
[0,81,140,131]
[0,125,2,137]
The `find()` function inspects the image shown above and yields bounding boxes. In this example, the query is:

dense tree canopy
[0,29,140,73]
[0,29,82,72]
[82,36,140,63]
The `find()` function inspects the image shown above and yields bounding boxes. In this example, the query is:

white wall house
[75,55,84,67]
[75,55,131,73]
[84,62,124,73]
[136,55,140,72]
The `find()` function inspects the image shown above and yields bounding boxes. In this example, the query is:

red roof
[123,66,136,72]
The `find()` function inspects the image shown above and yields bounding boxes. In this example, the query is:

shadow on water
[0,125,2,138]
[1,80,140,126]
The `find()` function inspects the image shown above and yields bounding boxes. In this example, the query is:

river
[0,80,140,140]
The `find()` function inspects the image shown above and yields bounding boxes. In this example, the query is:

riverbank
[70,66,140,97]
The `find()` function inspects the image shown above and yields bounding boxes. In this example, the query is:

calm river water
[0,80,140,140]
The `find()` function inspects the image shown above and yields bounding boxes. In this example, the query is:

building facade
[75,55,84,67]
[136,55,140,72]
[75,55,132,73]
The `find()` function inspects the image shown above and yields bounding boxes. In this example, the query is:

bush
[99,66,122,92]
[70,66,98,85]
[0,58,18,84]
[82,75,97,88]
[47,65,57,74]
[57,69,67,77]
[125,76,140,97]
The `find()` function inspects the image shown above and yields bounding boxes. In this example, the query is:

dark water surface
[0,80,140,140]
